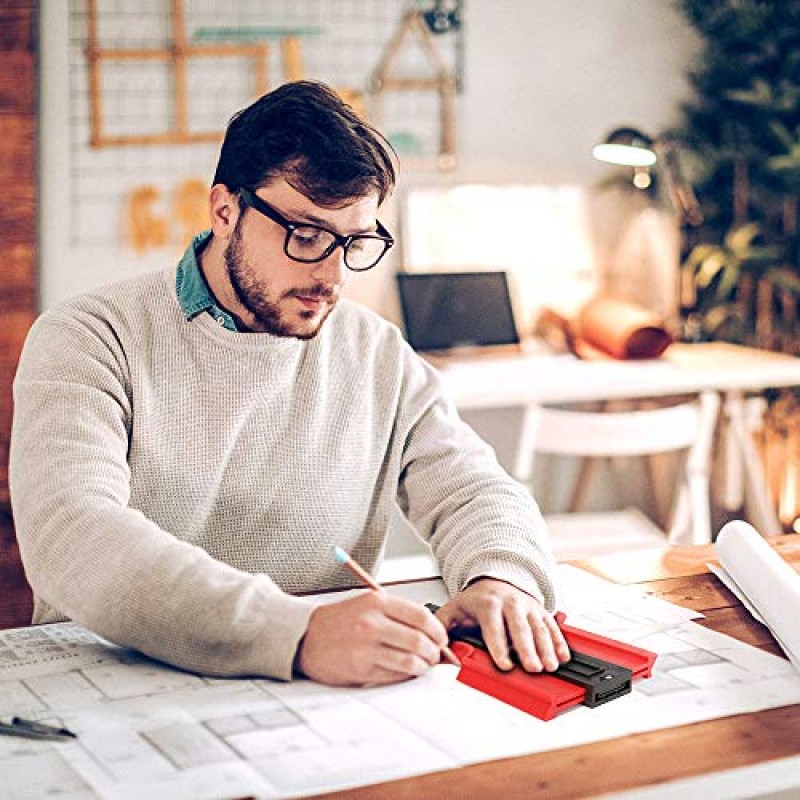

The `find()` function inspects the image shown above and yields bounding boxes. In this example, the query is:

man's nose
[310,244,346,285]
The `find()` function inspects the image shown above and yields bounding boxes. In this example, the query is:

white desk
[435,342,800,536]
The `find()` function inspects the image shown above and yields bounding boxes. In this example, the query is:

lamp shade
[592,127,657,168]
[592,126,703,227]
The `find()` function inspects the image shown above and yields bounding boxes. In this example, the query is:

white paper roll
[716,520,800,668]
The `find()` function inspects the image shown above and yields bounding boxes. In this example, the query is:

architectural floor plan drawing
[3,568,800,799]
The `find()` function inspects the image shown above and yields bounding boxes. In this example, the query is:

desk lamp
[593,127,703,227]
[593,126,705,337]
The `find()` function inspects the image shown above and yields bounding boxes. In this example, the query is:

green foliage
[675,0,800,345]
[681,222,785,340]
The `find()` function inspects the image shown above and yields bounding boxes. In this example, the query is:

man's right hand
[296,591,451,686]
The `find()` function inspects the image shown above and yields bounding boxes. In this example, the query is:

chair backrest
[512,391,721,546]
[513,391,720,481]
[535,394,718,457]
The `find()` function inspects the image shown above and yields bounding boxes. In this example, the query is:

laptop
[395,271,523,362]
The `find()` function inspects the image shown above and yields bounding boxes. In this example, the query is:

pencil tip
[332,545,349,564]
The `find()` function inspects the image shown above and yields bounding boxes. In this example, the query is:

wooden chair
[512,391,721,559]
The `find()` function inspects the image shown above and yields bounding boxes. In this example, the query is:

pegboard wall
[66,0,463,254]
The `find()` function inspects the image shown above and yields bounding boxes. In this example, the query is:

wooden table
[4,509,800,799]
[311,536,800,800]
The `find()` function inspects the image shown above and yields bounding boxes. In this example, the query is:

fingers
[544,612,572,664]
[433,602,477,633]
[382,594,451,652]
[505,602,545,672]
[441,579,572,674]
[488,605,570,673]
[477,597,515,671]
[505,606,569,672]
[298,582,572,687]
[377,617,443,670]
[297,592,450,687]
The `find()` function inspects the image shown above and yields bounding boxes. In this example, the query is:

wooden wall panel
[0,182,35,245]
[0,115,35,178]
[0,311,36,472]
[0,0,36,623]
[0,510,32,629]
[0,2,36,51]
[0,52,35,112]
[0,243,37,308]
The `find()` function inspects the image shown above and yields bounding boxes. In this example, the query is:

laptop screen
[396,271,520,353]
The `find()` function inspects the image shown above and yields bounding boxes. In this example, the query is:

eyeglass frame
[237,187,394,272]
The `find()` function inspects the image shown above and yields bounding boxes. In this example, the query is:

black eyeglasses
[238,187,394,272]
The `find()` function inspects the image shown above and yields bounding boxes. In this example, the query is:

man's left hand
[435,577,571,672]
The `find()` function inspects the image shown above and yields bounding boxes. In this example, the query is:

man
[11,81,568,687]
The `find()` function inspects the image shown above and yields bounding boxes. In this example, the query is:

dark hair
[212,80,396,206]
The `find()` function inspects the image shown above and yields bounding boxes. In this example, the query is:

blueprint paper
[2,567,800,798]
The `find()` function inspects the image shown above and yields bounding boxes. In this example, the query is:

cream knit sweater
[10,267,557,680]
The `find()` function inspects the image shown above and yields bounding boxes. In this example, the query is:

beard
[224,219,338,339]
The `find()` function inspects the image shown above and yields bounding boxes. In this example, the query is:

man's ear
[208,184,240,239]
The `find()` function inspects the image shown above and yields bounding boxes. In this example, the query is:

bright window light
[403,184,598,328]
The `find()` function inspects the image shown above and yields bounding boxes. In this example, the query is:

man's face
[223,180,380,339]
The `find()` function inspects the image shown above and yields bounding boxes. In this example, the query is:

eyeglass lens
[286,226,388,271]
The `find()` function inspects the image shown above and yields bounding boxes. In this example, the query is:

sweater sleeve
[10,312,314,680]
[395,348,560,610]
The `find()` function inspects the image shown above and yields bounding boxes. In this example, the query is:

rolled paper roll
[716,520,800,669]
[574,294,673,360]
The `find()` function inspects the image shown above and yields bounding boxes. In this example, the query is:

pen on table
[332,545,461,667]
[0,717,77,741]
[12,717,77,738]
